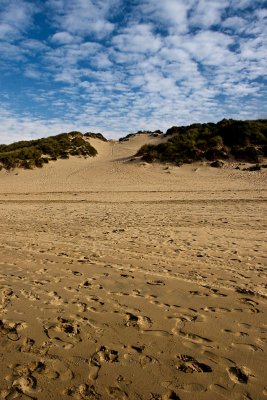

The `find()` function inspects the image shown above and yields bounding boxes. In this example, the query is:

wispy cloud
[50,31,77,44]
[189,0,229,28]
[47,0,120,38]
[139,0,193,34]
[112,23,162,54]
[0,0,38,40]
[0,0,266,143]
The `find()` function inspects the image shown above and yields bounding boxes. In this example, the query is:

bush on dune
[136,119,267,166]
[84,132,108,142]
[0,132,98,170]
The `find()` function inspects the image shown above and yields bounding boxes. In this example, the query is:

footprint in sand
[175,328,213,345]
[8,376,38,399]
[4,361,45,399]
[108,386,128,399]
[72,271,83,276]
[209,383,229,397]
[86,295,105,307]
[129,345,145,353]
[19,337,35,353]
[239,297,260,313]
[72,301,88,312]
[89,346,119,380]
[120,273,134,279]
[45,291,65,306]
[139,354,159,367]
[91,346,119,366]
[231,342,263,352]
[0,319,24,341]
[7,358,75,398]
[176,354,212,373]
[147,280,165,286]
[20,289,40,301]
[125,313,152,329]
[176,383,206,393]
[228,366,249,384]
[66,383,100,399]
[45,359,74,381]
[44,317,81,349]
[235,287,257,296]
[79,279,103,289]
[0,287,17,311]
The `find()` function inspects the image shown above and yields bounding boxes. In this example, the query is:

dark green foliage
[84,132,108,141]
[216,119,266,146]
[119,133,136,142]
[231,145,262,163]
[119,130,163,142]
[137,119,267,165]
[0,132,97,170]
[204,148,229,161]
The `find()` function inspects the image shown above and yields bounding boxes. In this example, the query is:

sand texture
[0,135,266,400]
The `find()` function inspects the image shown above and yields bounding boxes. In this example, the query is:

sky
[0,0,266,143]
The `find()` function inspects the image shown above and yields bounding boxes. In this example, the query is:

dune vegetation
[0,132,98,170]
[136,119,267,166]
[1,119,267,171]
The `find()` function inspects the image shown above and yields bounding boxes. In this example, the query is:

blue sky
[0,0,266,143]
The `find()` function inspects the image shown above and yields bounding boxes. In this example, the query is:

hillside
[1,119,267,171]
[0,131,98,170]
[136,119,267,165]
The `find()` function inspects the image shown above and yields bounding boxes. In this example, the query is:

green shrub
[71,136,86,147]
[136,119,267,166]
[231,146,263,163]
[20,160,34,169]
[34,158,45,168]
[204,148,229,161]
[208,135,223,148]
[0,132,98,170]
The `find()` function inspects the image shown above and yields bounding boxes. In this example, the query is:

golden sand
[0,135,266,399]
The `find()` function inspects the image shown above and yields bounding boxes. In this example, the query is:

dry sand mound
[0,134,266,399]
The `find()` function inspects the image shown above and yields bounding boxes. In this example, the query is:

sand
[0,134,266,399]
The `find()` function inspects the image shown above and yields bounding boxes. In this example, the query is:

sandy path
[0,135,266,399]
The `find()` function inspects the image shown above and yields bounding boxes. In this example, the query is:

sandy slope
[0,134,266,399]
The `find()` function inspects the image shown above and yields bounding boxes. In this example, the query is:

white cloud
[229,0,257,9]
[0,23,14,40]
[21,39,49,52]
[222,16,247,32]
[181,30,234,66]
[255,8,267,19]
[45,41,102,68]
[0,0,266,144]
[90,52,112,69]
[24,68,42,79]
[47,0,119,39]
[0,42,26,62]
[190,0,229,28]
[139,0,193,34]
[0,0,38,41]
[112,24,162,54]
[51,31,76,44]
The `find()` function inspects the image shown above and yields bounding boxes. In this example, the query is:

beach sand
[0,135,266,399]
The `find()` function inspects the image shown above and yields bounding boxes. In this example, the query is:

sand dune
[0,134,266,399]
